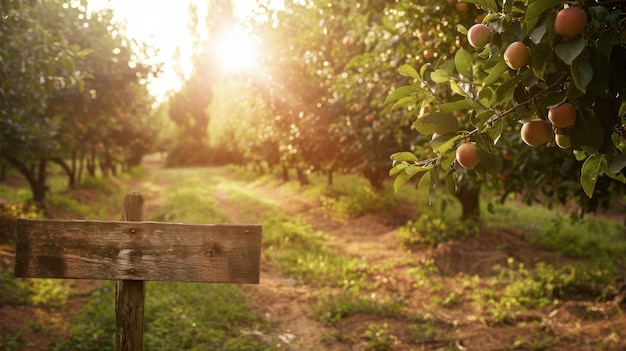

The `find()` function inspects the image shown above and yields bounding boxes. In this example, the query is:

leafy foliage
[386,0,626,214]
[0,0,161,206]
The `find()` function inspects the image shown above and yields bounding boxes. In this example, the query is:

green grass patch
[79,174,116,195]
[484,200,626,261]
[150,177,230,224]
[469,257,618,324]
[0,184,31,203]
[51,282,273,351]
[144,282,273,350]
[312,291,403,328]
[214,179,370,288]
[0,266,29,305]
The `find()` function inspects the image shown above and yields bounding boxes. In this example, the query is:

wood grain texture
[14,219,262,284]
[116,191,145,351]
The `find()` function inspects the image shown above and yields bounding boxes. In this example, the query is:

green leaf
[393,170,413,192]
[420,63,432,79]
[413,112,459,136]
[431,69,449,83]
[601,157,626,183]
[391,96,418,111]
[555,37,585,65]
[384,86,420,106]
[417,170,431,193]
[570,109,604,154]
[449,80,470,97]
[438,99,484,113]
[531,42,552,80]
[494,75,523,104]
[487,118,504,143]
[398,64,420,79]
[610,153,626,174]
[427,166,439,205]
[390,151,418,162]
[581,154,603,198]
[462,0,498,12]
[478,87,496,107]
[483,60,508,86]
[475,132,501,178]
[528,20,548,44]
[571,53,593,93]
[430,134,460,154]
[454,48,473,78]
[405,164,432,176]
[389,163,408,176]
[524,0,564,35]
[444,172,456,196]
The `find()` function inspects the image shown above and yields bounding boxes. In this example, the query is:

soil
[1,155,625,350]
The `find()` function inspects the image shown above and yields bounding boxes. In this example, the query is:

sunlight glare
[214,29,258,73]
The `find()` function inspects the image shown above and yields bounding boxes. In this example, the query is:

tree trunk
[0,161,5,182]
[327,170,334,188]
[363,168,385,191]
[32,159,47,208]
[454,183,481,221]
[50,157,76,188]
[281,165,289,182]
[296,167,310,186]
[6,156,48,209]
[87,145,96,177]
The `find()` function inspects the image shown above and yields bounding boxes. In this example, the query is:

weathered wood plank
[14,219,262,283]
[116,191,145,351]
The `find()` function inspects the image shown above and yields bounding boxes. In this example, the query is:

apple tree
[386,0,626,219]
[0,0,88,206]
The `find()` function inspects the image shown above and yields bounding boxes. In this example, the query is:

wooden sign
[13,191,262,351]
[14,219,261,283]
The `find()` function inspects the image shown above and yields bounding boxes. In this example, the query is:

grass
[48,171,276,351]
[3,162,626,349]
[484,198,626,260]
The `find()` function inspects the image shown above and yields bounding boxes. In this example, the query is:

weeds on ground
[406,314,457,347]
[361,323,396,351]
[313,291,403,340]
[318,186,397,219]
[0,266,28,305]
[471,258,618,324]
[79,174,115,194]
[397,213,469,248]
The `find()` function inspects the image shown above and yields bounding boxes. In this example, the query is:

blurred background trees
[2,0,624,222]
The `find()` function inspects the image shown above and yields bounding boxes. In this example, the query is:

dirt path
[205,167,626,350]
[2,156,625,350]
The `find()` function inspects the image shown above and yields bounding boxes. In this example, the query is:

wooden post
[116,192,145,351]
[14,191,262,351]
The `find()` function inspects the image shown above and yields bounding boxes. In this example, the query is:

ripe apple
[365,114,374,123]
[548,102,576,128]
[555,133,572,149]
[520,120,553,146]
[554,7,587,37]
[423,48,435,60]
[456,2,468,12]
[467,24,492,49]
[456,142,480,169]
[504,42,531,70]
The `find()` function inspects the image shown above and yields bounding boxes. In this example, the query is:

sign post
[14,191,262,351]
